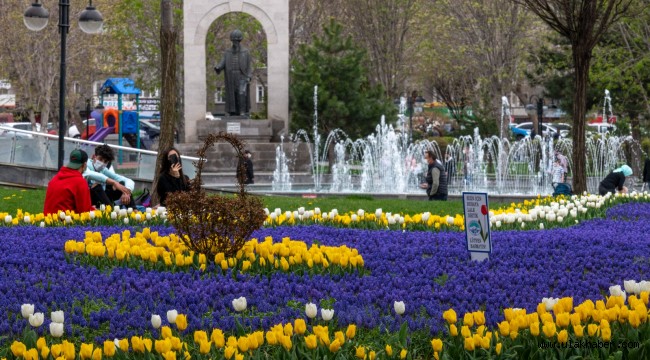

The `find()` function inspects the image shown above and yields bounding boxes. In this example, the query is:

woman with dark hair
[156,147,190,206]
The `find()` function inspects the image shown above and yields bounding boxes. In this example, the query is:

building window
[214,87,224,104]
[256,85,265,103]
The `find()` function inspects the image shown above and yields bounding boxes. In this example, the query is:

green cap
[67,149,88,169]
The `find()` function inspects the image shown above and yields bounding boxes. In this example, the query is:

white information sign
[227,122,241,135]
[462,192,491,261]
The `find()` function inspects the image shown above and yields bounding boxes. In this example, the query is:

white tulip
[274,208,281,216]
[557,216,563,222]
[145,207,152,214]
[639,281,650,293]
[521,222,525,228]
[119,209,127,217]
[285,211,292,219]
[305,302,318,319]
[100,204,106,211]
[394,301,405,315]
[270,212,277,220]
[542,297,559,311]
[375,208,382,218]
[321,308,334,321]
[21,304,34,319]
[539,223,544,230]
[65,215,72,224]
[110,212,117,220]
[609,285,627,301]
[146,213,152,220]
[331,209,338,217]
[156,207,166,215]
[49,322,64,338]
[298,207,305,215]
[292,211,299,219]
[123,218,129,225]
[39,221,45,228]
[127,207,133,214]
[322,213,329,220]
[51,310,65,324]
[357,209,365,217]
[29,312,44,327]
[89,211,96,219]
[4,215,11,223]
[314,207,321,215]
[387,217,396,225]
[135,214,142,221]
[351,214,358,222]
[495,221,502,228]
[447,216,454,225]
[263,208,270,215]
[624,280,640,295]
[59,211,65,220]
[232,296,247,312]
[23,215,30,223]
[151,314,162,329]
[167,309,178,324]
[421,212,430,222]
[114,338,120,348]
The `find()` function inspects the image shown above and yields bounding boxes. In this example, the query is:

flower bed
[1,203,650,358]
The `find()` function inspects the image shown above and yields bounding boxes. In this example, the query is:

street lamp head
[79,3,103,34]
[23,2,49,32]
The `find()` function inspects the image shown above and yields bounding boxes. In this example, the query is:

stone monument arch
[183,0,289,142]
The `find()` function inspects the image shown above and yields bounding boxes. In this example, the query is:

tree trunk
[571,46,591,194]
[152,0,178,206]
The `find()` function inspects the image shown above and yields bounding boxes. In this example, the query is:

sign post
[462,192,491,262]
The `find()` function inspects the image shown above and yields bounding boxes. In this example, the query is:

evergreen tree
[290,19,395,139]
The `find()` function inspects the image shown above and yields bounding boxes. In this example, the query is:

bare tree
[513,0,634,193]
[341,0,419,98]
[152,0,178,206]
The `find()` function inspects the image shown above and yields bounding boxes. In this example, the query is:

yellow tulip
[346,324,357,339]
[80,343,94,360]
[224,346,236,359]
[176,314,188,331]
[162,351,177,360]
[294,319,306,335]
[443,308,457,324]
[431,338,443,353]
[199,340,211,354]
[11,341,26,357]
[37,337,47,351]
[498,321,510,336]
[334,331,345,345]
[530,321,540,337]
[496,342,502,355]
[463,337,475,351]
[92,348,102,360]
[573,324,584,338]
[473,311,486,326]
[587,324,599,336]
[368,350,376,360]
[355,346,366,359]
[305,335,318,350]
[237,336,250,352]
[556,312,570,328]
[601,327,612,341]
[557,330,568,343]
[629,310,641,328]
[400,349,408,359]
[118,339,129,352]
[461,325,471,338]
[509,331,518,340]
[24,348,38,360]
[211,329,225,348]
[41,346,51,359]
[385,344,393,356]
[155,339,172,354]
[449,324,458,336]
[329,339,342,353]
[194,330,208,344]
[463,313,474,327]
[63,340,76,360]
[542,322,556,338]
[162,326,173,339]
[103,340,116,357]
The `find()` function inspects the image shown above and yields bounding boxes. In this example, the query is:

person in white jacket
[83,144,135,208]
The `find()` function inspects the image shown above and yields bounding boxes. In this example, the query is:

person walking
[419,150,448,201]
[598,164,633,196]
[44,149,92,215]
[236,150,255,184]
[156,147,191,206]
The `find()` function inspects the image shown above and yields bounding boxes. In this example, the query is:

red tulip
[481,205,488,216]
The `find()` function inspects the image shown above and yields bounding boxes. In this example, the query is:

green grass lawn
[0,187,482,216]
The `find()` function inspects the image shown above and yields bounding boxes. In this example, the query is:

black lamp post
[23,1,103,169]
[85,98,91,140]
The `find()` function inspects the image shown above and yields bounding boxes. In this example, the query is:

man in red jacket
[44,149,93,215]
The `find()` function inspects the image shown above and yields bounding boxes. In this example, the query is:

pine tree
[290,19,395,139]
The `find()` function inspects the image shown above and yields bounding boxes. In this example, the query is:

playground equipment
[97,78,144,159]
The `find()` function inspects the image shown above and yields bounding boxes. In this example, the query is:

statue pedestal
[197,118,285,142]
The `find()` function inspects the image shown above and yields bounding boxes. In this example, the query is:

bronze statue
[214,29,252,116]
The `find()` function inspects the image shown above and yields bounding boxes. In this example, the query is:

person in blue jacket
[84,144,135,208]
[598,165,632,196]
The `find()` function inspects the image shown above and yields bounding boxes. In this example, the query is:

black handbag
[134,188,151,207]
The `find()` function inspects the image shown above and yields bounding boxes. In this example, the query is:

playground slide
[88,126,115,143]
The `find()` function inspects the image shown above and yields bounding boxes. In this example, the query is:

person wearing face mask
[84,144,135,208]
[156,147,191,206]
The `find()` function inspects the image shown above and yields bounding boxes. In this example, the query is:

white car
[587,123,616,134]
[0,122,41,139]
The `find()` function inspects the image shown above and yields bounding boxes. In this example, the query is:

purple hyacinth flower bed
[1,203,650,345]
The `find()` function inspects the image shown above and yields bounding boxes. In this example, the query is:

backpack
[553,183,572,197]
[134,188,152,207]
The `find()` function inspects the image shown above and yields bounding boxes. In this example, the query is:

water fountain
[267,89,644,195]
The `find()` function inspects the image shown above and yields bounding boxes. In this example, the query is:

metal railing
[0,125,199,180]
